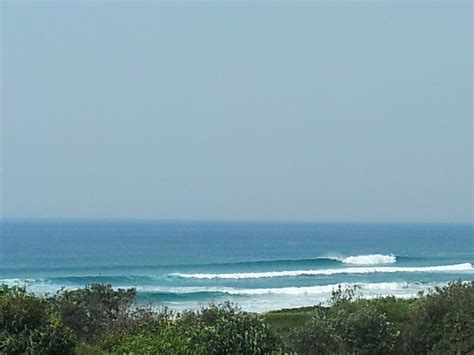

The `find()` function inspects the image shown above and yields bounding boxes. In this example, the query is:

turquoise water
[1,220,473,312]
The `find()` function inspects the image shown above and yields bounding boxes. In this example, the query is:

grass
[263,305,320,330]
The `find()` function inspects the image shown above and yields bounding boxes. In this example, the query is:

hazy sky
[1,1,472,222]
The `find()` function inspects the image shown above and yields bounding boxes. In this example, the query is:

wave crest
[171,262,473,280]
[341,254,397,265]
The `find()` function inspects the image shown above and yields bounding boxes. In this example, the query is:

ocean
[1,220,472,312]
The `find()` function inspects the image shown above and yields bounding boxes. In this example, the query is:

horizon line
[0,217,472,225]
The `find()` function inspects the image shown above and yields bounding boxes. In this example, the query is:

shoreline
[2,281,472,353]
[4,277,474,314]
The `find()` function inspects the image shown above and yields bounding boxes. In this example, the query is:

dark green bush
[404,280,474,354]
[104,325,206,354]
[0,285,76,355]
[178,302,280,354]
[292,302,398,354]
[53,283,136,343]
[291,281,474,355]
[332,304,398,354]
[290,308,339,354]
[104,303,281,354]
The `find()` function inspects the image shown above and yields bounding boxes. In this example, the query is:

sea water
[1,220,472,312]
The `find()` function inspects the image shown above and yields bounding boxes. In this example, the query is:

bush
[53,283,136,343]
[0,285,76,355]
[105,303,281,354]
[292,303,398,355]
[291,282,474,355]
[333,304,398,354]
[179,302,280,354]
[290,308,339,354]
[105,325,206,355]
[405,281,474,354]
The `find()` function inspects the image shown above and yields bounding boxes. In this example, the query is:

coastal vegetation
[0,281,472,354]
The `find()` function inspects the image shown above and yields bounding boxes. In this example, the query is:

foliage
[0,285,76,355]
[287,281,474,355]
[177,302,280,354]
[404,280,474,354]
[330,284,360,306]
[102,303,280,354]
[289,307,339,354]
[291,299,399,354]
[52,283,136,343]
[263,305,318,348]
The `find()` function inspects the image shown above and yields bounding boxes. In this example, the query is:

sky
[1,1,472,222]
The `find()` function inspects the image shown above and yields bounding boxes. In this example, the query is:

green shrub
[106,326,206,355]
[178,302,280,354]
[53,283,136,343]
[405,281,474,354]
[105,303,281,355]
[0,285,76,355]
[292,303,398,355]
[290,308,339,354]
[291,282,474,355]
[333,304,398,354]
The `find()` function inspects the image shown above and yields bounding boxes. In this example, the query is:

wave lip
[341,254,396,265]
[170,262,474,280]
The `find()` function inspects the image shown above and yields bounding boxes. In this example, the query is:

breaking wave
[340,254,397,265]
[171,263,474,280]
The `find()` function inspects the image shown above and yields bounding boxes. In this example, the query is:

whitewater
[172,262,473,280]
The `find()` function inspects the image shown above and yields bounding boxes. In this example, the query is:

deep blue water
[1,220,472,312]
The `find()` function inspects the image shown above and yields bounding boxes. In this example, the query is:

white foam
[341,254,396,265]
[134,281,426,296]
[216,282,416,296]
[151,282,442,313]
[171,262,474,280]
[134,285,341,296]
[0,279,81,295]
[0,278,25,285]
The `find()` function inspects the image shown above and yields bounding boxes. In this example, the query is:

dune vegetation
[0,281,472,354]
